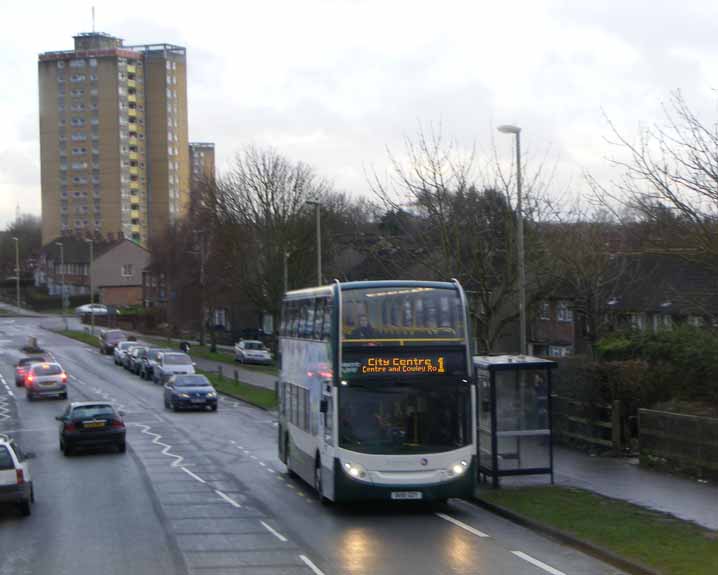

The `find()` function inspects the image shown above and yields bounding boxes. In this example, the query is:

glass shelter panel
[495,369,550,471]
[476,369,494,471]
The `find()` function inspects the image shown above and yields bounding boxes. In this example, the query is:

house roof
[41,237,143,264]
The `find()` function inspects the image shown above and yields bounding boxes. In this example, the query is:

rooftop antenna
[92,6,95,33]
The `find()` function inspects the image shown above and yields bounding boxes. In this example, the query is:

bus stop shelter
[474,355,556,488]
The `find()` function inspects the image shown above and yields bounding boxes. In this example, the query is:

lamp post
[86,238,95,335]
[56,242,67,330]
[498,124,527,355]
[11,237,20,309]
[305,199,322,286]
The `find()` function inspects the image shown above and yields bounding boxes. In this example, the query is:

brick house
[91,239,150,306]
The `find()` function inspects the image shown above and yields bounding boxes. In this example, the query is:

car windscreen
[175,375,210,387]
[19,356,46,366]
[32,364,62,376]
[149,350,166,360]
[244,342,265,350]
[0,446,14,470]
[71,405,116,419]
[106,332,126,344]
[164,354,192,365]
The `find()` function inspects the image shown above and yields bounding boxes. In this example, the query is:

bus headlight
[447,460,468,477]
[343,462,367,479]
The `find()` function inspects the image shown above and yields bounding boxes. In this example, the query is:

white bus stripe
[435,513,490,537]
[511,551,566,575]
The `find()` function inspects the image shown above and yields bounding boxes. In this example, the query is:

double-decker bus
[277,280,475,503]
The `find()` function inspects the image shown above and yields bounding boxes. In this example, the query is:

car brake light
[111,419,125,430]
[16,469,25,485]
[16,367,24,374]
[64,422,77,432]
[26,374,33,383]
[61,373,68,382]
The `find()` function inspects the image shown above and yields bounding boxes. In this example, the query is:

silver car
[25,362,68,401]
[113,341,137,365]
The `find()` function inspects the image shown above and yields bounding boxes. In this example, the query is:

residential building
[91,239,150,306]
[189,142,215,193]
[38,32,190,247]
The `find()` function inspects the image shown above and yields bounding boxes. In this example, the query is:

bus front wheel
[314,459,329,505]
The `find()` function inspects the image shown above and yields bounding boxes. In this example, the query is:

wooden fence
[552,395,625,451]
[639,409,718,479]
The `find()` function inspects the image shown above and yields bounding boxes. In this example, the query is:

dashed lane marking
[299,555,326,575]
[435,513,490,538]
[215,489,242,508]
[260,520,288,542]
[511,551,566,575]
[182,467,206,484]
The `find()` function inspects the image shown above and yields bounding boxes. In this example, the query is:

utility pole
[56,242,67,330]
[86,239,95,335]
[199,234,206,346]
[498,124,527,355]
[283,251,289,294]
[11,237,20,309]
[305,200,322,286]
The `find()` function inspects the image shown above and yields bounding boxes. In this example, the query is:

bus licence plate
[391,491,422,500]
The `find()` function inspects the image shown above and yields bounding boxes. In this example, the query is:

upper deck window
[342,286,465,344]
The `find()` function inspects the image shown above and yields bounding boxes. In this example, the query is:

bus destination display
[342,350,466,378]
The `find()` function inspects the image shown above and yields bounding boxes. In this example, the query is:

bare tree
[594,91,718,262]
[370,128,553,352]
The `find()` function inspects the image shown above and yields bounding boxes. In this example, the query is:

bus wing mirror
[320,398,328,414]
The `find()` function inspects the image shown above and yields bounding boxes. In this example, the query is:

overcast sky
[2,0,718,228]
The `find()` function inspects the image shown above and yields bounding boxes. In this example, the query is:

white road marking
[267,468,275,474]
[299,555,325,575]
[215,489,242,508]
[259,461,266,467]
[250,455,258,460]
[260,520,288,542]
[435,513,490,538]
[511,551,566,575]
[182,467,206,484]
[132,423,184,467]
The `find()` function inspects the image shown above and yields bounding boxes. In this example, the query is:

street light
[305,199,322,286]
[11,237,20,309]
[56,242,67,330]
[85,238,95,335]
[498,124,527,355]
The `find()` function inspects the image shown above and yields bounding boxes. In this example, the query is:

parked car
[127,346,149,374]
[14,355,50,387]
[99,329,126,355]
[113,341,137,365]
[122,343,146,370]
[56,402,126,456]
[153,352,196,385]
[75,303,108,316]
[234,340,273,365]
[0,434,34,516]
[139,348,171,381]
[25,362,68,401]
[164,374,218,412]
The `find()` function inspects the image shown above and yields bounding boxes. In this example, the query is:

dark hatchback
[99,330,126,355]
[164,374,218,412]
[56,402,126,455]
[14,355,49,387]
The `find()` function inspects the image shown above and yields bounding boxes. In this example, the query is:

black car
[56,402,126,455]
[164,374,218,412]
[99,330,126,355]
[14,355,50,387]
[128,346,149,375]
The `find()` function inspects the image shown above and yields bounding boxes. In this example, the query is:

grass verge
[479,486,718,575]
[199,369,277,411]
[56,329,100,349]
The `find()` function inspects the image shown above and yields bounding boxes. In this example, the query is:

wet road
[0,317,625,575]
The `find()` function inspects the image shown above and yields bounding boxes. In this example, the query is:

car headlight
[447,460,469,477]
[206,392,216,398]
[178,393,190,399]
[342,462,368,480]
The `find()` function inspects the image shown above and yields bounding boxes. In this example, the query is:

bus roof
[283,280,459,300]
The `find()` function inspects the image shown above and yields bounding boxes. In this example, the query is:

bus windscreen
[342,286,465,344]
